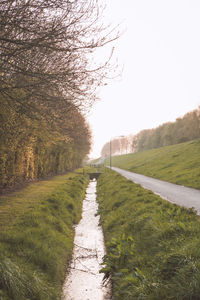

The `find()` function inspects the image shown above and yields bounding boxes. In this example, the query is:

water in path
[62,180,111,300]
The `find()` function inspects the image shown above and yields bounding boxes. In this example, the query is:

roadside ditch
[62,179,111,300]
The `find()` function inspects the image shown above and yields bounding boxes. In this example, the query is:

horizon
[89,105,200,159]
[87,0,200,158]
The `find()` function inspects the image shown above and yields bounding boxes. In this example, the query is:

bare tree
[0,0,119,116]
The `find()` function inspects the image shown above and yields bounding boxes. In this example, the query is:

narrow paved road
[112,167,200,215]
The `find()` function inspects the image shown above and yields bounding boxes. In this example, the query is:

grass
[0,170,89,300]
[97,169,200,299]
[105,139,200,189]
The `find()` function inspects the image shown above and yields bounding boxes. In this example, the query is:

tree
[0,0,118,116]
[0,0,119,190]
[101,106,200,156]
[0,0,119,123]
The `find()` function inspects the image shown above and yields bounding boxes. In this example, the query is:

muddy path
[62,180,111,300]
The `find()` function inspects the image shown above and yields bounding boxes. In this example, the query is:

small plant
[97,170,200,299]
[0,171,89,299]
[100,234,135,282]
[0,256,55,300]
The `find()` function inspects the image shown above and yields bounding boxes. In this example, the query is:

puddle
[62,180,111,300]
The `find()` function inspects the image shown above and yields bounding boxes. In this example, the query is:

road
[112,167,200,215]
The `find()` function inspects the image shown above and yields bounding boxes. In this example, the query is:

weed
[97,170,200,299]
[0,171,89,300]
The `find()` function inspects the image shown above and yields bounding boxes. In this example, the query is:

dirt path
[62,180,111,300]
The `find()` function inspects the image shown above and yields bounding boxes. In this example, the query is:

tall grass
[0,171,88,300]
[105,139,200,189]
[97,170,200,299]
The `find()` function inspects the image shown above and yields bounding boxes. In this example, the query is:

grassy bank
[97,170,200,299]
[0,171,89,300]
[106,139,200,189]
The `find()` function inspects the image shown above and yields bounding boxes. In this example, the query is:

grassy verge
[105,139,200,189]
[97,170,200,299]
[0,170,89,300]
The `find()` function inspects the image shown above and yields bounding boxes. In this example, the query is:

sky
[87,0,200,158]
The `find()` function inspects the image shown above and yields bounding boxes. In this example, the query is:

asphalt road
[112,167,200,215]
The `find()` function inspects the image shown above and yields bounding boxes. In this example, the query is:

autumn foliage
[0,0,117,191]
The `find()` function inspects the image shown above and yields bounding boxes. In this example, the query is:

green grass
[0,170,89,300]
[106,139,200,189]
[97,170,200,299]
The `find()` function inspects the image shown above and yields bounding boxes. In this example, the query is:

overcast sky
[87,0,200,158]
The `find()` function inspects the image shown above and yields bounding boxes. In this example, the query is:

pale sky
[87,0,200,158]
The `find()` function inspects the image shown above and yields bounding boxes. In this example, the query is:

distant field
[106,139,200,189]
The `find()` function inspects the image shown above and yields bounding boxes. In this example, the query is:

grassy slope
[0,171,89,300]
[97,170,200,300]
[107,139,200,189]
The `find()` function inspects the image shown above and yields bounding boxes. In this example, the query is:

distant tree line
[0,0,117,192]
[101,135,133,157]
[101,107,200,156]
[132,107,200,152]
